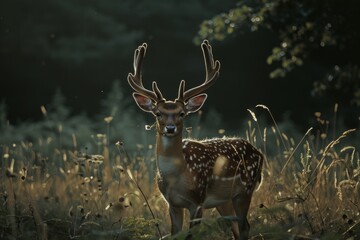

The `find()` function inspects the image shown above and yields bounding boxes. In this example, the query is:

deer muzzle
[164,125,177,135]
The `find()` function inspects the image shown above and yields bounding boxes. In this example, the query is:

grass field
[0,105,359,239]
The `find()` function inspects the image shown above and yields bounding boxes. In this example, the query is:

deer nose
[165,125,177,134]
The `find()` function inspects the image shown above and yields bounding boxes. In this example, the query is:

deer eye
[155,111,162,118]
[179,112,186,118]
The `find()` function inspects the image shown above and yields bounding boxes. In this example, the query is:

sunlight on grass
[0,104,359,239]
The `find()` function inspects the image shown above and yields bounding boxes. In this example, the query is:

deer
[127,40,263,240]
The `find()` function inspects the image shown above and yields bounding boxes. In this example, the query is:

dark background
[1,0,359,130]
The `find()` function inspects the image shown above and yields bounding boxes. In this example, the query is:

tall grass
[0,100,359,239]
[247,106,359,240]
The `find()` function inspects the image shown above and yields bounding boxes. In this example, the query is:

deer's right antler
[127,43,164,102]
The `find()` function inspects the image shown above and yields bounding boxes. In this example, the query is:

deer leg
[189,205,203,228]
[216,201,239,239]
[169,206,184,235]
[232,195,251,240]
[183,206,202,240]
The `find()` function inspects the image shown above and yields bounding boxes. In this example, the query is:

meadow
[0,90,359,239]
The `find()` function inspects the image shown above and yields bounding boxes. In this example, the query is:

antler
[177,40,220,102]
[128,43,164,102]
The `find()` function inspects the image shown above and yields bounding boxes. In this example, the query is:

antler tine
[128,43,164,101]
[177,80,185,101]
[179,40,220,102]
[132,43,146,86]
[203,40,220,83]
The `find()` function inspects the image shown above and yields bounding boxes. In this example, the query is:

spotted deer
[127,40,263,240]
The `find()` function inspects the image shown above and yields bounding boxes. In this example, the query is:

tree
[100,81,129,118]
[47,88,70,122]
[196,0,360,106]
[0,101,8,131]
[0,0,235,122]
[0,0,143,64]
[99,80,146,146]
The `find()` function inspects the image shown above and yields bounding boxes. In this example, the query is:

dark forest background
[1,0,360,142]
[0,2,360,239]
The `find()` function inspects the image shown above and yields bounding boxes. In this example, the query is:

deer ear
[132,93,155,113]
[185,94,207,114]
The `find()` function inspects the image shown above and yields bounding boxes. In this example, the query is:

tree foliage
[0,0,143,64]
[196,0,360,106]
[0,0,231,65]
[0,0,236,122]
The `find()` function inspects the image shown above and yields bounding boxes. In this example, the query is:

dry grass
[0,107,359,239]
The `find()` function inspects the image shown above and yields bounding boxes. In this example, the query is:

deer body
[157,137,262,208]
[127,41,263,240]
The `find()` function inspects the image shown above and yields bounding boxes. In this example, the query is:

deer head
[128,40,220,137]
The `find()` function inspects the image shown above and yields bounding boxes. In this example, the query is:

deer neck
[156,133,186,174]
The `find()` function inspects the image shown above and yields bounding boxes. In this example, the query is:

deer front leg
[169,205,184,235]
[183,206,203,240]
[232,195,251,240]
[217,201,239,239]
[189,205,203,228]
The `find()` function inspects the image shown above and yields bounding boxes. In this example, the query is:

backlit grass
[0,105,359,239]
